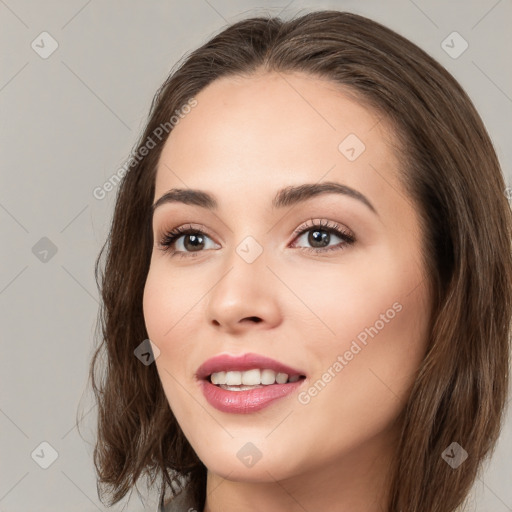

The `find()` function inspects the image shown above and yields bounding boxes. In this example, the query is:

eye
[157,224,219,258]
[157,218,355,259]
[290,218,355,255]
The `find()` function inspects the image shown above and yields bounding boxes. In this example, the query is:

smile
[210,369,302,387]
[196,353,307,413]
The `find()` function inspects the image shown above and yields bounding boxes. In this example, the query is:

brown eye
[180,232,206,252]
[158,226,219,257]
[291,219,355,255]
[307,229,332,248]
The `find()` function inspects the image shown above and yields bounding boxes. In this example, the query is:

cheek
[286,244,425,343]
[142,262,198,340]
[302,275,429,422]
[142,268,188,392]
[142,275,160,338]
[292,245,429,400]
[142,265,204,411]
[143,274,171,345]
[290,290,428,467]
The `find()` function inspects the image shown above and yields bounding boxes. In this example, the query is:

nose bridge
[205,234,281,330]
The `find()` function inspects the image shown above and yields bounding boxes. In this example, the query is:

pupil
[309,229,329,248]
[184,234,204,251]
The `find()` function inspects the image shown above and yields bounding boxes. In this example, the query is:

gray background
[1,0,511,510]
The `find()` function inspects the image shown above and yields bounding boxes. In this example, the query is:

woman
[88,10,512,512]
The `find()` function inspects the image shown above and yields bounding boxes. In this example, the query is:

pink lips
[196,352,306,414]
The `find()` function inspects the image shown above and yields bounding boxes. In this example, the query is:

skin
[143,71,432,512]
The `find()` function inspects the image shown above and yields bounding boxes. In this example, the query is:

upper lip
[195,352,306,381]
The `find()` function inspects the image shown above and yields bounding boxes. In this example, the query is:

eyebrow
[151,181,377,216]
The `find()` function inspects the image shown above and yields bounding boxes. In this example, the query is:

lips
[195,352,306,381]
[196,352,307,414]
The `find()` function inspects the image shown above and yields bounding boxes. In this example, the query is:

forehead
[155,71,401,210]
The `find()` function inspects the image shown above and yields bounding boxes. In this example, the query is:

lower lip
[199,378,305,414]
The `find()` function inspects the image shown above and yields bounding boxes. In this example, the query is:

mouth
[196,352,307,384]
[207,369,306,390]
[196,353,307,412]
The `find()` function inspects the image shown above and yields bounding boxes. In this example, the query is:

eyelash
[157,219,356,259]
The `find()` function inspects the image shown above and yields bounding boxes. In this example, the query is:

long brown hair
[87,10,512,511]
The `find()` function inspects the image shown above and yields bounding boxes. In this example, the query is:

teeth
[225,371,242,385]
[210,369,301,386]
[210,371,226,385]
[242,369,260,385]
[275,372,288,384]
[220,385,263,391]
[261,369,277,385]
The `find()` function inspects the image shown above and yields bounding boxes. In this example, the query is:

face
[143,71,431,486]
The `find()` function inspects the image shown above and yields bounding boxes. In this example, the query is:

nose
[205,252,283,334]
